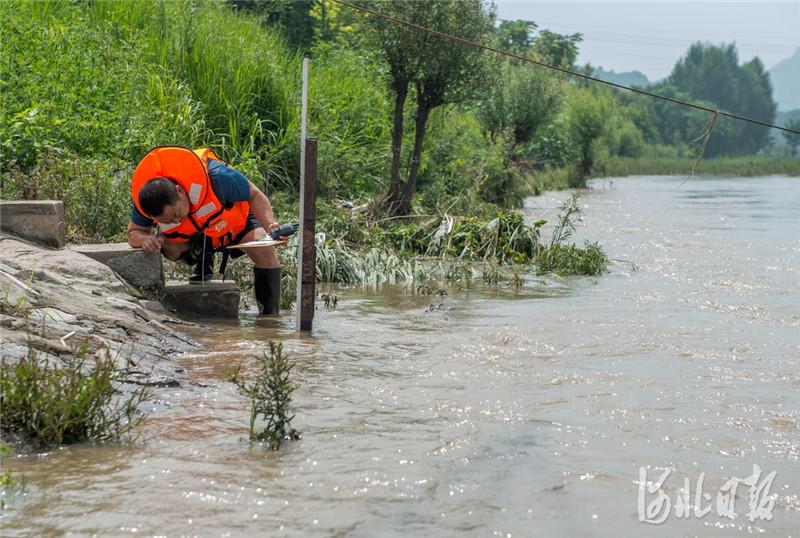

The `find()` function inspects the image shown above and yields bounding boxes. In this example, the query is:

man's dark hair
[139,177,178,218]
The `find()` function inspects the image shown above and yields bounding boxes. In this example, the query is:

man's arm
[247,181,280,235]
[127,221,164,254]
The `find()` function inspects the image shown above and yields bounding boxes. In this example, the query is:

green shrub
[2,152,131,242]
[231,342,300,449]
[310,44,391,198]
[0,352,148,447]
[416,107,529,211]
[535,242,607,276]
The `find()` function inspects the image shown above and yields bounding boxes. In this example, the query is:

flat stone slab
[162,280,240,318]
[0,200,65,248]
[71,242,162,290]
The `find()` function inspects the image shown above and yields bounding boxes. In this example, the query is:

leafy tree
[366,0,494,216]
[647,42,777,156]
[481,20,568,146]
[532,29,582,69]
[479,59,563,145]
[566,89,611,179]
[739,57,776,154]
[495,19,537,55]
[228,0,317,50]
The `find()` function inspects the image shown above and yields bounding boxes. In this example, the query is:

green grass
[0,0,391,240]
[602,156,800,178]
[0,0,202,170]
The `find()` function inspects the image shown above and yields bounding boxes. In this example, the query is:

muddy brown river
[2,175,799,537]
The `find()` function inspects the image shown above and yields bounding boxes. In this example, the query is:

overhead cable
[329,0,800,136]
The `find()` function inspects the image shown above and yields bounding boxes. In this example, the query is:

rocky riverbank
[0,233,196,387]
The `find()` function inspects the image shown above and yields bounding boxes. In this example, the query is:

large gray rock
[162,280,240,318]
[0,234,197,385]
[0,200,65,248]
[71,243,162,290]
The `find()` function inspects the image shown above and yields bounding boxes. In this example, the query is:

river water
[3,175,799,537]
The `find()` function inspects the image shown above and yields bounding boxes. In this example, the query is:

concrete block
[0,200,65,248]
[162,280,240,318]
[71,242,162,290]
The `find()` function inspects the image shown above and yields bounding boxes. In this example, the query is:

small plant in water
[232,342,300,449]
[508,265,526,290]
[321,293,338,310]
[0,442,25,509]
[445,261,475,289]
[416,284,447,297]
[482,262,502,286]
[535,193,608,276]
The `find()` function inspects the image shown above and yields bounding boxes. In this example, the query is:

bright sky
[495,1,800,82]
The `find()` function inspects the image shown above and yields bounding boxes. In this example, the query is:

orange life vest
[131,146,250,249]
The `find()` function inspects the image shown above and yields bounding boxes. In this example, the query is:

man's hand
[267,221,281,238]
[141,234,165,254]
[127,221,164,254]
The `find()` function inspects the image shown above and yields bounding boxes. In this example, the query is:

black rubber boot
[188,235,214,284]
[254,267,281,315]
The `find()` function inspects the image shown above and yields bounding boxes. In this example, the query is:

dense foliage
[631,43,777,157]
[0,0,791,264]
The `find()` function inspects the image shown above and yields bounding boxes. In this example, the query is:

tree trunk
[382,78,408,213]
[396,102,431,215]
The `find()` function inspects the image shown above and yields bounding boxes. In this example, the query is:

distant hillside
[769,48,800,111]
[593,67,650,88]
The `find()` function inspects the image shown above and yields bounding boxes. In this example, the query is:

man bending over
[126,146,284,315]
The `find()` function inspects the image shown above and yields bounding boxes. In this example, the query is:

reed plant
[379,210,543,263]
[316,239,430,285]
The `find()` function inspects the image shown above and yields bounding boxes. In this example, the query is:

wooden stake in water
[296,58,314,331]
[299,139,317,331]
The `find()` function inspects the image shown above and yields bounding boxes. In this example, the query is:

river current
[3,175,799,537]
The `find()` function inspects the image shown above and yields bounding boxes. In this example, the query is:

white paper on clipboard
[225,239,287,250]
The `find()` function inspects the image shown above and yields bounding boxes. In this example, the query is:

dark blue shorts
[227,212,263,259]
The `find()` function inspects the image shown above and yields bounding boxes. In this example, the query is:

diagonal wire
[330,0,800,136]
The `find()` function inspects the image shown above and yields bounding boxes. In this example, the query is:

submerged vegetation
[0,442,25,510]
[0,350,148,447]
[232,342,300,450]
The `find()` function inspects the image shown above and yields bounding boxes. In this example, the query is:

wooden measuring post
[298,138,317,331]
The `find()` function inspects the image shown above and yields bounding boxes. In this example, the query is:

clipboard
[225,238,287,250]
